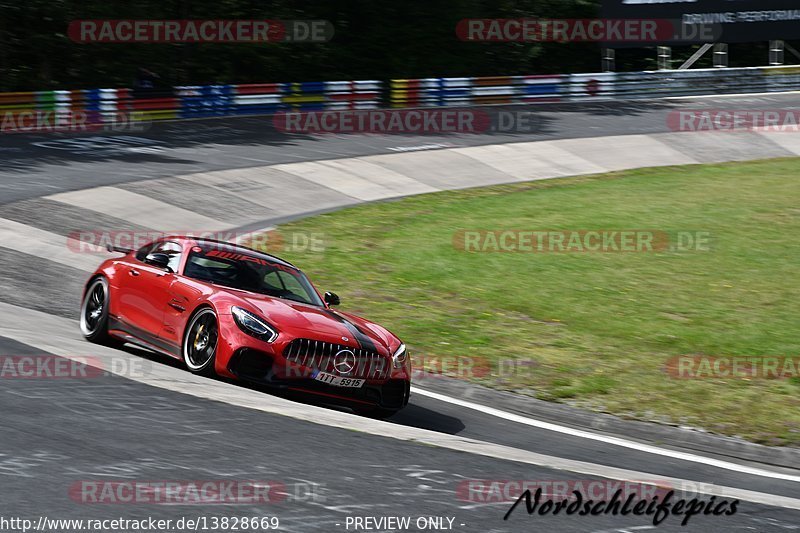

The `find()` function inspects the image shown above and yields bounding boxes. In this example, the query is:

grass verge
[255,158,800,446]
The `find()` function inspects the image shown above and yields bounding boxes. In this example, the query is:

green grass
[256,159,800,446]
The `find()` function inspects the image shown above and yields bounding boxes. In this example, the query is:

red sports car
[80,236,411,417]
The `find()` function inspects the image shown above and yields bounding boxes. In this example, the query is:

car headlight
[231,306,278,343]
[393,343,408,368]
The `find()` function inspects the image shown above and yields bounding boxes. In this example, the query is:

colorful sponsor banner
[0,80,382,127]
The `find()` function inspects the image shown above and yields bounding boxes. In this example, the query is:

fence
[1,66,798,126]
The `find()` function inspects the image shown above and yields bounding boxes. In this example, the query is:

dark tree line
[0,0,789,91]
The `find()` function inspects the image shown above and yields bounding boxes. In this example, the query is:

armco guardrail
[1,66,797,127]
[612,66,800,99]
[390,66,800,106]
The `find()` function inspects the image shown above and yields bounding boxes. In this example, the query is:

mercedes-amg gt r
[80,236,411,417]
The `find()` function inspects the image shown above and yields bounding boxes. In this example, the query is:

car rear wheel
[80,277,113,344]
[183,308,219,376]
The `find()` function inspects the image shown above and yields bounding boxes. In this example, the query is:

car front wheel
[183,307,219,376]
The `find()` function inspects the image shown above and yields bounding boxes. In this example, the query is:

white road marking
[0,302,799,511]
[411,387,800,484]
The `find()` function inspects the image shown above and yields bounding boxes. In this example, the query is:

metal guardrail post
[601,48,615,72]
[657,46,672,70]
[770,40,785,66]
[713,43,728,68]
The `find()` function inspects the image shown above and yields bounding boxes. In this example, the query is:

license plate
[313,371,365,388]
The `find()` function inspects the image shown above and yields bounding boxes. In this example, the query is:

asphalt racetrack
[1,94,799,532]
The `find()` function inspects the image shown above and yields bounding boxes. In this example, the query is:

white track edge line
[411,386,800,483]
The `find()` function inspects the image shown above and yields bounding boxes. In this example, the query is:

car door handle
[129,269,140,277]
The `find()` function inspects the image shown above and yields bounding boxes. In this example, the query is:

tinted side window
[152,241,182,273]
[185,255,238,283]
[135,242,157,262]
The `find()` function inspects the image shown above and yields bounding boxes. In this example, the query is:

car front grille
[283,338,390,380]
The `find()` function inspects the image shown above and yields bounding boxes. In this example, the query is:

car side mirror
[324,291,340,306]
[145,252,173,272]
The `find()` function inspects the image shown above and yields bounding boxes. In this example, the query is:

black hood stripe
[322,309,379,353]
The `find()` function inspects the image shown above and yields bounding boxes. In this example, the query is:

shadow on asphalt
[116,341,467,435]
[0,100,680,173]
[386,402,466,434]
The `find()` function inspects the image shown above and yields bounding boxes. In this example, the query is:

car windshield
[184,244,323,306]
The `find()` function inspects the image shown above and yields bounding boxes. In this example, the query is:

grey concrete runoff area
[0,92,798,532]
